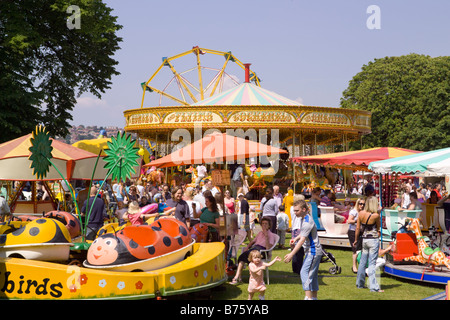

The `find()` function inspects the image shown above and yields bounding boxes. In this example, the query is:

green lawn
[192,232,445,301]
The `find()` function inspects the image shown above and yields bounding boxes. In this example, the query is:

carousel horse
[325,167,339,186]
[342,169,354,191]
[307,167,331,190]
[293,166,310,184]
[245,164,275,190]
[185,165,210,188]
[148,168,164,185]
[403,218,450,270]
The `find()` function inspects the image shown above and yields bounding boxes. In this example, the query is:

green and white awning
[369,147,450,176]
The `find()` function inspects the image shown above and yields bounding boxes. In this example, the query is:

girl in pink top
[230,217,277,285]
[247,250,281,300]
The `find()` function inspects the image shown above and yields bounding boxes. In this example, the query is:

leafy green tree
[340,54,450,151]
[0,0,122,143]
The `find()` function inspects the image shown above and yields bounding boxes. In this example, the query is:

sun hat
[127,201,141,214]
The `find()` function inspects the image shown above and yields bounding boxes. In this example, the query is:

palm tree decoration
[28,127,140,249]
[103,131,140,182]
[28,126,53,179]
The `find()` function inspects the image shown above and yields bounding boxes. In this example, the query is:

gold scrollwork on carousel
[127,113,159,126]
[164,111,223,124]
[354,115,371,128]
[301,112,350,126]
[229,111,295,123]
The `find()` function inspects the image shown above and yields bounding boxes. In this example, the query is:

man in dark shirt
[81,186,107,240]
[165,186,190,226]
[238,193,251,240]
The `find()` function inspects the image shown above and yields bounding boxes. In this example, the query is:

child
[276,205,289,249]
[247,250,281,300]
[123,201,158,225]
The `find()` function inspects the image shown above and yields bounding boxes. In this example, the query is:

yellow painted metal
[140,47,259,107]
[145,85,189,106]
[165,60,198,104]
[210,52,231,97]
[194,48,204,100]
[0,242,226,300]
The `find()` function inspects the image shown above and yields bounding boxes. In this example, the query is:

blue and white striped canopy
[368,147,450,176]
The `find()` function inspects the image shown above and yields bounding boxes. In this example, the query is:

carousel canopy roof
[190,82,302,107]
[291,147,421,171]
[369,147,450,176]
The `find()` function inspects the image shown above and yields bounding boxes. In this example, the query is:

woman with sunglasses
[347,198,365,273]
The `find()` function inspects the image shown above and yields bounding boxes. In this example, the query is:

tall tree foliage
[341,54,450,151]
[0,0,122,143]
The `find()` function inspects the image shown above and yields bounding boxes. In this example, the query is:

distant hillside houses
[60,125,124,144]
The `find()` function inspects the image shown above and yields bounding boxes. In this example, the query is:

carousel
[369,148,450,285]
[123,46,373,193]
[291,147,422,248]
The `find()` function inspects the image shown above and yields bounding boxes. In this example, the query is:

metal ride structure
[124,46,372,188]
[139,46,261,108]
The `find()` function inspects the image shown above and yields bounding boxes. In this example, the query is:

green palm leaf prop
[28,126,53,179]
[103,131,140,182]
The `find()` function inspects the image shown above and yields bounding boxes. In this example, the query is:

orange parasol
[145,132,288,168]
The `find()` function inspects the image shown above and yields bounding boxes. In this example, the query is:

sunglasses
[359,203,365,206]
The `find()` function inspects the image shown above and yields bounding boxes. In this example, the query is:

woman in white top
[347,198,365,273]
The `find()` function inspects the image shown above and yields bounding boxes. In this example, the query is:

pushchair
[321,248,341,274]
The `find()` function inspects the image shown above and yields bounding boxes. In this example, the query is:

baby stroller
[321,248,341,274]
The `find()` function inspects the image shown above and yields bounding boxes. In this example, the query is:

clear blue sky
[70,0,450,128]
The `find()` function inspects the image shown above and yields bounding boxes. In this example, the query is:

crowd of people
[3,171,449,300]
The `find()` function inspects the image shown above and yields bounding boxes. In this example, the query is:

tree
[0,0,122,143]
[340,54,450,151]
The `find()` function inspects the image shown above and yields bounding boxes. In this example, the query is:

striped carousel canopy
[190,82,302,106]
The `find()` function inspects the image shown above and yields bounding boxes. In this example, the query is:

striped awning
[291,147,421,171]
[369,147,450,176]
[191,82,302,106]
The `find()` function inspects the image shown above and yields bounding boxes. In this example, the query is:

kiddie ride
[0,211,226,300]
[384,217,450,285]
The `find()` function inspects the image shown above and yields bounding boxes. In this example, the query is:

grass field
[183,232,446,301]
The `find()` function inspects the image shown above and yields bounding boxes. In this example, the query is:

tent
[291,147,421,171]
[0,134,110,181]
[369,147,450,176]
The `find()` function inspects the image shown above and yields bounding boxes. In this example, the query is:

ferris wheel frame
[140,46,261,107]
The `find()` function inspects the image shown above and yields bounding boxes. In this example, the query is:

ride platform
[384,257,450,286]
[318,232,351,248]
[0,242,226,300]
